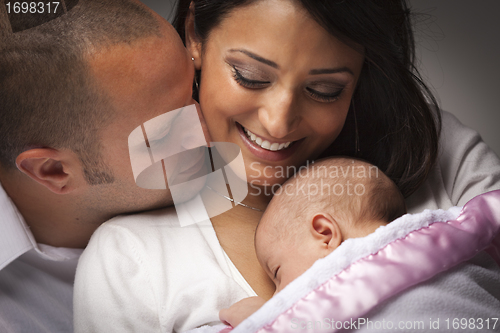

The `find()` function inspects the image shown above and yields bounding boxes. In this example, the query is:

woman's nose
[258,89,300,139]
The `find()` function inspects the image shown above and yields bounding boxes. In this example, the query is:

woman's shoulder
[83,203,214,265]
[87,207,178,245]
[75,205,235,333]
[102,206,179,231]
[92,195,211,239]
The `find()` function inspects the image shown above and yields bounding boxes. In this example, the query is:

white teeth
[242,126,293,151]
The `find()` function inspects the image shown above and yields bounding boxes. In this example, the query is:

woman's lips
[236,123,303,162]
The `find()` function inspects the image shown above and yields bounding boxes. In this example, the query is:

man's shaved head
[0,0,161,184]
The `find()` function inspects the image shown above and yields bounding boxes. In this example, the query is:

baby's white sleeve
[73,223,160,332]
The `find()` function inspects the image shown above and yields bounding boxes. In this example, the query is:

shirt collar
[0,182,82,271]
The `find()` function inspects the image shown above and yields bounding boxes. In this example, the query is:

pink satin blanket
[223,190,500,333]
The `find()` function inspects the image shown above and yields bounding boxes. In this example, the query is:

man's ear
[16,148,84,194]
[310,213,342,250]
[185,2,202,70]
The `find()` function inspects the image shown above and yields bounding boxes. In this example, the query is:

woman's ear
[185,2,202,70]
[310,213,342,250]
[16,148,84,194]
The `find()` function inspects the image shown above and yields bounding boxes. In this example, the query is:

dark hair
[0,0,160,185]
[174,0,441,198]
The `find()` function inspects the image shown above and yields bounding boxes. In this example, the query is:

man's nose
[258,88,300,139]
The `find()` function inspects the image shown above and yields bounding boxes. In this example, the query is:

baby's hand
[219,296,266,328]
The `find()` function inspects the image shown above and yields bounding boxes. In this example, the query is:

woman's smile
[236,122,303,162]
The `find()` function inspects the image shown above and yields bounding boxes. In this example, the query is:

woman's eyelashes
[231,65,345,103]
[305,81,345,103]
[232,65,270,88]
[306,86,344,103]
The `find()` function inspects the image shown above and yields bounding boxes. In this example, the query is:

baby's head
[255,157,406,292]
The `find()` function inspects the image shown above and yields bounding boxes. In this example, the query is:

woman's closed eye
[232,66,345,103]
[232,65,271,89]
[305,83,345,103]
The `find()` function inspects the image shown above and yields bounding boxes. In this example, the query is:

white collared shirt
[0,182,83,333]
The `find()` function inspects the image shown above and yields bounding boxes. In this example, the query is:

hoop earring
[352,100,360,155]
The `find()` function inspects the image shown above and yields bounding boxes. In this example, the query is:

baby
[219,157,407,327]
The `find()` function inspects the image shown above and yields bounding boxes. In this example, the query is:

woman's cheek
[309,105,349,138]
[201,72,250,119]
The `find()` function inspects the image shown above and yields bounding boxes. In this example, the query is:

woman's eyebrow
[229,49,354,76]
[229,49,279,69]
[309,67,354,76]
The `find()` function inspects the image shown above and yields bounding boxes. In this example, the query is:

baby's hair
[262,157,406,243]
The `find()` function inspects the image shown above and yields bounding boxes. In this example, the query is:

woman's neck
[203,176,272,216]
[201,181,276,299]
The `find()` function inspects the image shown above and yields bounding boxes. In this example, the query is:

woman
[174,0,447,296]
[74,0,500,331]
[173,0,500,321]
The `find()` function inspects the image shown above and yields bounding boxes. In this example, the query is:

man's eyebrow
[229,49,279,69]
[309,67,354,76]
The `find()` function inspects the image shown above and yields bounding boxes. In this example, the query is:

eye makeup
[305,83,345,103]
[229,62,272,89]
[232,66,269,88]
[226,53,349,103]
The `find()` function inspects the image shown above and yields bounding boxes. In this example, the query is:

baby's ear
[310,213,342,250]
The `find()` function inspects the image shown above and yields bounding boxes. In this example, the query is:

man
[0,0,201,331]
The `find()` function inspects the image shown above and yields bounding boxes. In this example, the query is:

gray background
[143,0,500,156]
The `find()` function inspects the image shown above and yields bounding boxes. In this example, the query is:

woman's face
[188,0,364,186]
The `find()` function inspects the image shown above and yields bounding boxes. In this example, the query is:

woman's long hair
[174,0,441,198]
